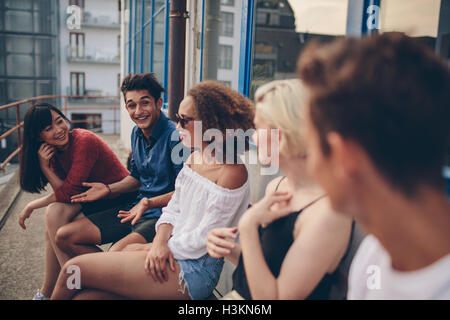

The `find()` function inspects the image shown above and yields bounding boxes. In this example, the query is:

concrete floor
[0,188,50,300]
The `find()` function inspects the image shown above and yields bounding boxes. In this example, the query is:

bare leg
[73,289,129,300]
[109,232,147,252]
[45,202,82,266]
[51,251,190,300]
[54,217,102,262]
[121,242,152,252]
[39,230,61,297]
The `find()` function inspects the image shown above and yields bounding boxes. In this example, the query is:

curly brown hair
[187,81,255,134]
[297,32,450,195]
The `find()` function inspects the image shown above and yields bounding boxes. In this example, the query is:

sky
[287,0,441,37]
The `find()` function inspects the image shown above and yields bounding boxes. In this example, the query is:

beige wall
[380,0,441,37]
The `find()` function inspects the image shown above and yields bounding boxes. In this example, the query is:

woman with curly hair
[51,81,254,300]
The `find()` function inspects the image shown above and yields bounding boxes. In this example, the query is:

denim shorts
[177,255,224,300]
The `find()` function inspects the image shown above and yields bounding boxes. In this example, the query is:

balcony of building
[82,11,120,29]
[64,11,120,30]
[66,45,120,64]
[65,87,119,105]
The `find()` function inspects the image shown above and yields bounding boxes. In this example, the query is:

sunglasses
[174,113,194,128]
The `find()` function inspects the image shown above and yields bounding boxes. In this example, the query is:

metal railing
[66,45,120,64]
[64,12,120,29]
[83,11,120,28]
[0,94,120,171]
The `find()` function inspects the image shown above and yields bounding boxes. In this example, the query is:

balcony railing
[65,12,120,29]
[65,87,119,104]
[0,94,120,171]
[82,11,120,29]
[66,45,120,64]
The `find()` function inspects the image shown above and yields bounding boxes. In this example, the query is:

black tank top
[232,177,337,300]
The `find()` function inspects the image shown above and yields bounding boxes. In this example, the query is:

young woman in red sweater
[18,103,135,300]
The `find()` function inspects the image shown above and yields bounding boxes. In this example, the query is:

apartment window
[220,12,234,37]
[256,12,269,25]
[220,0,234,6]
[269,13,280,26]
[70,72,85,95]
[218,45,232,69]
[71,113,102,132]
[255,42,275,54]
[253,59,275,79]
[69,32,85,58]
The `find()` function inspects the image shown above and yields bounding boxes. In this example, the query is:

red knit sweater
[50,129,129,203]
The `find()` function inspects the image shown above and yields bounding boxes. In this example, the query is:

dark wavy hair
[20,103,70,193]
[120,73,165,103]
[187,81,255,162]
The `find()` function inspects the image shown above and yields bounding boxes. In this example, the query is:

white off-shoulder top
[155,164,250,260]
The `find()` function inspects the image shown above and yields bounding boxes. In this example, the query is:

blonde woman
[207,79,353,299]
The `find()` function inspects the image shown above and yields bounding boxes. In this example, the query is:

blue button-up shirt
[129,111,188,219]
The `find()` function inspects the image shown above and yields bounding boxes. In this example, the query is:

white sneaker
[32,289,49,300]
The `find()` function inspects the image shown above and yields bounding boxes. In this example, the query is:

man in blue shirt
[71,73,188,250]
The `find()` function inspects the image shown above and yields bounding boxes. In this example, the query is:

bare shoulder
[217,164,248,190]
[295,197,352,236]
[265,175,285,195]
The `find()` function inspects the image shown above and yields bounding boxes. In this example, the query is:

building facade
[0,0,60,163]
[61,0,121,134]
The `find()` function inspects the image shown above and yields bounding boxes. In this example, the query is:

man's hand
[117,197,151,225]
[71,182,110,203]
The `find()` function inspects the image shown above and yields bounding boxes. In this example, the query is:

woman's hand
[144,241,176,283]
[18,205,34,230]
[117,198,150,225]
[239,191,294,230]
[38,143,55,169]
[71,182,110,203]
[206,227,238,259]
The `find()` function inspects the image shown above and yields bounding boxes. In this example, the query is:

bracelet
[105,184,112,195]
